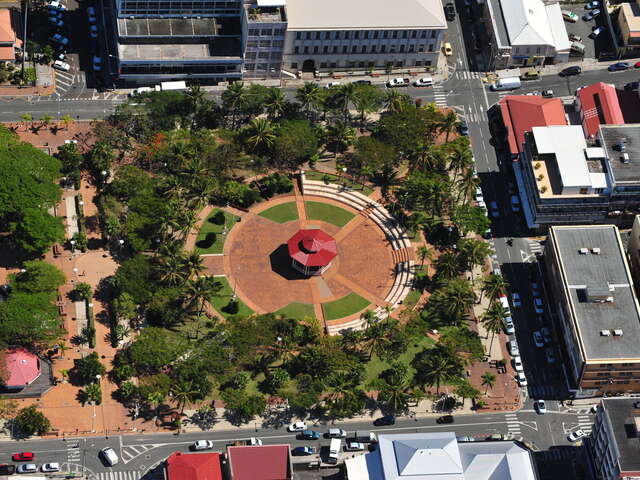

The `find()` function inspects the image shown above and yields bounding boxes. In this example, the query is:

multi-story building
[545,225,640,397]
[614,2,640,59]
[591,398,640,480]
[108,0,447,84]
[481,0,570,70]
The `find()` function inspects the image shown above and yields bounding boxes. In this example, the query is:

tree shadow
[87,237,106,250]
[269,244,307,281]
[94,276,113,304]
[188,408,219,431]
[260,407,295,430]
[84,215,100,234]
[70,334,87,347]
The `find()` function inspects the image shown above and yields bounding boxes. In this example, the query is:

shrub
[14,406,51,436]
[534,162,541,170]
[260,173,293,198]
[74,352,106,385]
[537,174,545,181]
[540,185,548,193]
[212,210,226,225]
[224,300,239,314]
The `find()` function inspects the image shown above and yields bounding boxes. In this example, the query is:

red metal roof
[499,96,567,156]
[165,452,223,480]
[578,82,625,139]
[227,445,291,480]
[287,229,337,267]
[5,348,40,388]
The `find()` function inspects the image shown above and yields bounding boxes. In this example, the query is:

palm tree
[58,342,71,360]
[371,364,415,414]
[295,82,322,119]
[442,279,476,325]
[184,276,223,319]
[416,246,434,269]
[325,122,356,159]
[20,113,32,131]
[353,88,382,125]
[448,145,473,181]
[412,345,463,395]
[221,82,247,128]
[481,372,497,394]
[146,390,165,425]
[60,114,74,131]
[112,324,132,344]
[182,251,205,281]
[186,84,206,112]
[245,117,276,154]
[453,381,480,407]
[335,82,357,120]
[38,114,53,132]
[435,251,460,280]
[439,110,460,142]
[481,301,508,354]
[264,88,286,120]
[158,254,188,286]
[456,170,480,205]
[481,273,509,302]
[171,381,199,414]
[364,319,394,359]
[361,309,377,328]
[384,89,411,113]
[459,239,493,280]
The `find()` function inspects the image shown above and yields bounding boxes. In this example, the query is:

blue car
[297,430,321,440]
[292,446,315,456]
[608,62,630,72]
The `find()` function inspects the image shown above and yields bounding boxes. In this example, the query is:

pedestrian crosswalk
[453,70,482,80]
[528,240,544,255]
[505,413,521,435]
[432,84,447,107]
[93,471,142,480]
[66,439,82,464]
[121,444,156,463]
[55,70,77,95]
[577,414,593,434]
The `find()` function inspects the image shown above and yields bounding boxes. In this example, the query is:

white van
[499,295,511,315]
[100,447,119,466]
[490,77,521,91]
[414,76,433,87]
[327,438,341,464]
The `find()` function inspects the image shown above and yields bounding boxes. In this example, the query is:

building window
[315,32,320,39]
[430,30,437,39]
[390,45,396,52]
[361,45,367,53]
[358,61,365,68]
[313,46,319,53]
[352,45,357,53]
[536,47,542,54]
[296,32,301,40]
[246,63,255,70]
[580,188,588,194]
[428,44,433,52]
[383,31,389,39]
[345,31,351,39]
[330,62,337,68]
[402,30,408,38]
[409,45,414,53]
[260,29,271,36]
[354,31,359,39]
[381,45,386,53]
[425,60,432,66]
[323,45,328,53]
[304,46,309,54]
[343,45,348,53]
[320,62,327,68]
[249,29,259,36]
[364,31,369,39]
[305,32,311,39]
[392,30,398,39]
[373,31,379,39]
[294,46,299,54]
[395,60,403,67]
[371,45,377,53]
[400,45,405,53]
[349,61,355,68]
[291,62,298,69]
[415,60,422,66]
[333,46,338,53]
[368,61,374,67]
[412,30,417,38]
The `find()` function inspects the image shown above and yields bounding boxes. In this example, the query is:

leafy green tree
[14,406,51,436]
[453,380,480,407]
[383,89,412,113]
[0,292,65,347]
[265,368,290,394]
[272,119,318,170]
[451,204,490,237]
[369,363,416,414]
[324,122,356,159]
[221,388,266,423]
[74,352,106,385]
[11,261,65,295]
[439,326,484,364]
[73,282,93,301]
[127,327,188,375]
[458,238,493,279]
[411,344,464,394]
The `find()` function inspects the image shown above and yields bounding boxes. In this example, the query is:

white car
[41,463,60,472]
[535,400,547,414]
[64,139,78,144]
[504,316,515,334]
[100,447,119,466]
[516,372,528,387]
[17,464,37,474]
[53,60,70,72]
[328,428,347,438]
[192,440,214,450]
[568,429,586,442]
[475,186,484,202]
[511,292,521,307]
[129,86,155,96]
[489,201,500,217]
[533,331,545,348]
[324,81,341,89]
[590,26,605,38]
[513,356,523,372]
[413,76,433,87]
[288,421,308,432]
[47,0,66,8]
[510,195,521,212]
[387,77,409,87]
[542,89,554,97]
[534,298,544,314]
[345,442,365,451]
[509,340,520,356]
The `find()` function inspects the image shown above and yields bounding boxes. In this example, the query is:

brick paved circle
[222,198,396,318]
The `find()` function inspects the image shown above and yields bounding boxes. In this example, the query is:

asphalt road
[0,407,596,479]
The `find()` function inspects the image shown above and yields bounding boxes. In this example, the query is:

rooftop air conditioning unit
[606,296,614,302]
[592,247,601,254]
[579,248,589,254]
[600,329,611,336]
[613,329,624,336]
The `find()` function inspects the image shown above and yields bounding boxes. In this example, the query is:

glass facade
[116,0,240,17]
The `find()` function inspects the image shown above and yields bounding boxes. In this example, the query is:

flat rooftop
[551,225,640,361]
[118,37,242,61]
[600,124,640,185]
[602,398,640,473]
[118,17,240,37]
[285,0,446,30]
[488,0,510,47]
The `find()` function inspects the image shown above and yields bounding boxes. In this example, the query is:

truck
[327,438,341,464]
[160,81,188,91]
[354,431,377,443]
[228,437,263,447]
[490,77,521,91]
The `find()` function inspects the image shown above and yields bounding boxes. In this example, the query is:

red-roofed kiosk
[287,229,337,276]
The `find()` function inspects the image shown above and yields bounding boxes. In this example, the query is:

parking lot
[561,2,616,60]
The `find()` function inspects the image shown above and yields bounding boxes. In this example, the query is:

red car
[635,61,640,68]
[12,452,34,461]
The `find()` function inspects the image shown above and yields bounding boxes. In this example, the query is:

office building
[614,2,640,58]
[545,225,640,397]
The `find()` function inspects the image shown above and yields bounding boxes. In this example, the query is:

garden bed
[195,209,239,254]
[210,276,254,319]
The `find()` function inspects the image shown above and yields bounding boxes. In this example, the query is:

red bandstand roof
[287,229,337,267]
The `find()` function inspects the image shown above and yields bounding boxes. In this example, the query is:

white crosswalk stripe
[432,85,447,107]
[577,415,593,433]
[121,444,156,463]
[505,413,521,434]
[95,471,142,480]
[528,240,543,255]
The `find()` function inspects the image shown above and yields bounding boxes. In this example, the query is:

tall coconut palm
[264,88,286,120]
[171,381,199,414]
[481,372,496,394]
[325,122,356,159]
[184,275,223,319]
[20,113,32,131]
[158,254,188,286]
[186,84,206,112]
[481,273,509,302]
[481,300,508,354]
[384,89,411,113]
[335,82,357,121]
[412,345,463,395]
[182,251,205,281]
[295,82,322,119]
[146,390,165,425]
[439,110,460,142]
[60,114,74,131]
[435,251,461,280]
[416,246,434,269]
[245,117,276,154]
[448,145,473,180]
[442,279,476,325]
[453,380,480,408]
[456,169,481,205]
[459,239,493,280]
[221,82,248,128]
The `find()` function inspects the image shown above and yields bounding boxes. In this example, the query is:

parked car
[345,442,365,451]
[516,372,528,387]
[559,65,581,76]
[510,195,521,212]
[50,33,69,45]
[298,430,321,440]
[542,89,554,97]
[521,70,540,80]
[562,10,578,22]
[90,24,98,38]
[324,81,340,89]
[625,81,640,91]
[534,298,544,314]
[635,61,640,68]
[456,436,475,442]
[531,281,541,297]
[88,6,97,23]
[414,76,433,87]
[568,429,586,442]
[608,62,630,72]
[443,42,453,56]
[129,86,157,96]
[546,348,557,364]
[436,415,454,424]
[590,26,605,38]
[458,121,469,136]
[444,2,456,21]
[41,463,60,472]
[569,33,582,41]
[535,400,547,414]
[489,201,499,217]
[541,327,552,343]
[327,428,347,438]
[16,464,37,474]
[191,440,214,451]
[509,340,520,356]
[513,356,523,372]
[12,453,34,462]
[511,292,521,307]
[533,331,545,348]
[292,446,315,456]
[0,465,15,475]
[47,0,66,9]
[386,77,409,87]
[288,421,307,432]
[373,415,395,426]
[586,1,600,8]
[52,60,70,71]
[504,316,515,334]
[100,447,119,466]
[582,10,599,21]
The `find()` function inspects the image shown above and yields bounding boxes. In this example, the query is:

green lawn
[210,276,254,319]
[363,334,435,385]
[258,202,299,224]
[322,293,370,321]
[305,201,355,227]
[274,302,316,320]
[305,171,373,196]
[195,209,239,254]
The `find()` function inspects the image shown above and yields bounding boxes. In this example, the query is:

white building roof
[532,125,591,188]
[500,0,570,50]
[285,0,447,31]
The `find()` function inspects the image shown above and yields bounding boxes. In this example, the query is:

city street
[0,406,595,479]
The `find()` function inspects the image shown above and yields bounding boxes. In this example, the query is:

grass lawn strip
[195,209,239,254]
[210,276,254,319]
[257,202,299,224]
[274,302,315,320]
[322,292,370,321]
[305,171,373,196]
[305,201,355,228]
[363,335,435,385]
